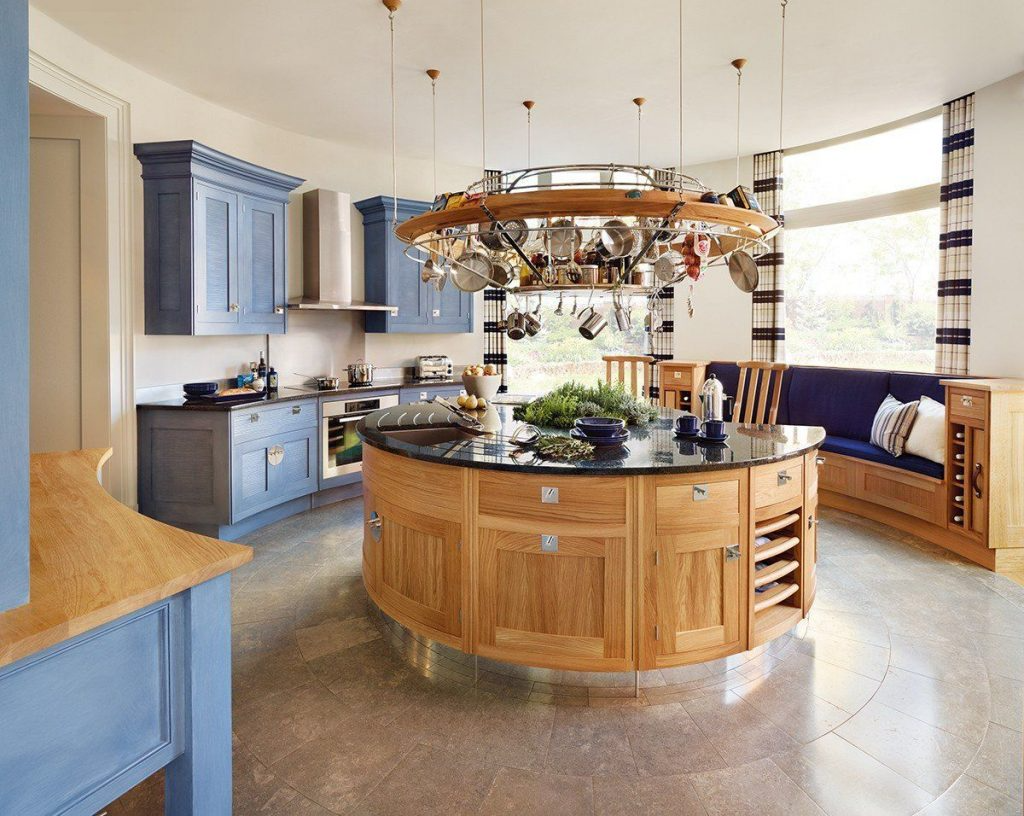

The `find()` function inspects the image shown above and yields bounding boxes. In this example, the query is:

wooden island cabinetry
[360,409,824,673]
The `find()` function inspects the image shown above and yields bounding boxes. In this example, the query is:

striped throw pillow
[870,394,919,457]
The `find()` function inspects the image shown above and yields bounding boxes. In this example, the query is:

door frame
[29,52,135,506]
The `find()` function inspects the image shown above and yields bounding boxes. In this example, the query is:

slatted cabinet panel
[475,528,629,671]
[239,196,286,333]
[194,183,239,328]
[640,471,748,669]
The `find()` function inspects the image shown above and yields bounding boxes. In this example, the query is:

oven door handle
[328,410,378,421]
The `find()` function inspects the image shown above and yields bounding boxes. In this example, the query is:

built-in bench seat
[705,362,956,480]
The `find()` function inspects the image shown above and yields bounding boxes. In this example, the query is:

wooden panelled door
[641,472,747,668]
[475,528,630,672]
[363,491,462,642]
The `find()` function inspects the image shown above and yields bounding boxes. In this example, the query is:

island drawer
[477,471,627,532]
[232,399,317,443]
[752,459,804,510]
[653,473,743,532]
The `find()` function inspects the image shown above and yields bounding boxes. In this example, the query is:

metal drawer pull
[366,512,382,542]
[960,394,974,408]
[292,406,302,415]
[815,456,826,466]
[249,414,260,423]
[777,471,793,486]
[973,462,983,499]
[693,484,708,501]
[541,534,558,553]
[230,303,239,312]
[267,444,284,466]
[541,487,559,504]
[275,306,285,314]
[725,544,741,560]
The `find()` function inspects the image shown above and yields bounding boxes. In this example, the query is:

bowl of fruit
[461,364,501,401]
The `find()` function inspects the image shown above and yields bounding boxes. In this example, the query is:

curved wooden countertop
[0,449,252,669]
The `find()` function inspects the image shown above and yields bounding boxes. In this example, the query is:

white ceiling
[31,0,1024,170]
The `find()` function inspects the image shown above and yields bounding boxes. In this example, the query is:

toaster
[416,355,453,380]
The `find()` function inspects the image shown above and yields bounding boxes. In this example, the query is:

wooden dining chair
[603,355,655,400]
[733,361,789,424]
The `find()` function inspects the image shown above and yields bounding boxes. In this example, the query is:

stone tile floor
[103,501,1024,815]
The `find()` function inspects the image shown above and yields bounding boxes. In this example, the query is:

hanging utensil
[578,306,608,340]
[599,219,638,258]
[645,301,663,332]
[570,296,578,317]
[451,250,493,292]
[728,250,759,293]
[548,218,582,259]
[554,292,565,316]
[612,293,632,332]
[506,309,527,340]
[653,249,684,283]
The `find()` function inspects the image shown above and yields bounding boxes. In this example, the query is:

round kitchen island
[357,404,824,674]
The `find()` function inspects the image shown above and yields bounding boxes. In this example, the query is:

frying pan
[728,250,759,293]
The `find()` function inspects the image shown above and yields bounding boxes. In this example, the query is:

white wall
[970,71,1024,378]
[672,157,754,364]
[29,9,485,400]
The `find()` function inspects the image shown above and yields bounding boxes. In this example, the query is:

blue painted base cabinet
[138,399,319,539]
[0,575,233,815]
[355,196,474,334]
[134,141,304,336]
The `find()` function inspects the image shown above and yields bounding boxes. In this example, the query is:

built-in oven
[322,393,400,480]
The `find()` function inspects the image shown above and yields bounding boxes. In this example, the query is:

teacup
[674,414,699,435]
[701,419,726,439]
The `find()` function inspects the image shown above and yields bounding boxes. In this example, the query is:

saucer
[570,427,629,447]
[673,428,700,438]
[695,431,729,444]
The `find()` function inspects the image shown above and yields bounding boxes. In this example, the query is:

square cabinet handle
[249,414,260,423]
[777,471,793,486]
[960,395,974,408]
[292,406,302,414]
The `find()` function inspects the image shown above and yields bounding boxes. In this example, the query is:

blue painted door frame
[0,0,30,612]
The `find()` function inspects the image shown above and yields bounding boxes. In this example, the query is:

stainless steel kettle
[699,374,725,421]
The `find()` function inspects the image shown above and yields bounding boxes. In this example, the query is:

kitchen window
[783,114,942,372]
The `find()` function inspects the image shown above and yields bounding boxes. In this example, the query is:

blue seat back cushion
[889,371,950,405]
[786,367,890,441]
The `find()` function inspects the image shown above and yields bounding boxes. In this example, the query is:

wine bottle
[955,452,964,462]
[257,352,267,380]
[955,431,965,440]
[953,514,964,524]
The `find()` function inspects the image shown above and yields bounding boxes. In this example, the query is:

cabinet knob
[275,306,285,315]
[815,456,826,466]
[249,413,260,423]
[960,395,974,408]
[267,444,284,466]
[292,405,302,415]
[725,544,741,561]
[230,303,239,312]
[777,470,793,486]
[432,309,440,317]
[366,511,382,542]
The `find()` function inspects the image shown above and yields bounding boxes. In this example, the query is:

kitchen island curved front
[358,404,825,672]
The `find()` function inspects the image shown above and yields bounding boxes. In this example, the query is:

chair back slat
[732,361,789,424]
[602,355,655,400]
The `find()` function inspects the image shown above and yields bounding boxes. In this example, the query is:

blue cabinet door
[231,426,317,522]
[357,196,474,334]
[239,195,286,334]
[194,182,240,331]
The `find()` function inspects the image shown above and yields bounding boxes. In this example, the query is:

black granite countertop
[137,377,463,411]
[358,403,825,476]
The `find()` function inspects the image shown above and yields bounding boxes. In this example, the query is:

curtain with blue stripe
[752,150,786,362]
[936,94,974,375]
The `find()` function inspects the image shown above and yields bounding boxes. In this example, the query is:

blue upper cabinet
[355,196,474,334]
[135,141,303,335]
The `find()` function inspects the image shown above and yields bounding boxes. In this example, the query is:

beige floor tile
[620,703,726,776]
[888,634,988,689]
[731,672,853,743]
[293,615,380,661]
[805,607,891,648]
[592,773,708,816]
[835,700,977,795]
[772,732,933,816]
[688,758,825,816]
[872,666,990,744]
[919,773,1022,815]
[989,674,1024,733]
[966,722,1024,802]
[794,630,890,681]
[544,706,637,777]
[766,651,880,714]
[682,692,800,766]
[351,742,500,816]
[478,767,593,816]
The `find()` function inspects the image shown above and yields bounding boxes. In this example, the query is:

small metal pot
[599,219,638,258]
[578,306,608,340]
[347,360,374,386]
[506,310,527,340]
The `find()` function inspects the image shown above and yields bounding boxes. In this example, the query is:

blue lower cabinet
[231,426,317,522]
[400,384,466,404]
[0,575,233,815]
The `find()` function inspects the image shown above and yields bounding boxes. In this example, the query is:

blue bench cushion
[821,435,945,480]
[890,371,950,405]
[787,367,890,442]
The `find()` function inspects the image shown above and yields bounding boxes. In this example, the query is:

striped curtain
[647,287,674,401]
[751,150,786,362]
[483,287,508,393]
[936,94,974,375]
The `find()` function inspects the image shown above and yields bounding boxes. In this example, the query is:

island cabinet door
[640,471,748,669]
[362,491,463,644]
[475,529,630,672]
[802,451,820,613]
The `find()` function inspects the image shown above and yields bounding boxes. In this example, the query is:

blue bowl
[183,381,219,397]
[574,416,626,438]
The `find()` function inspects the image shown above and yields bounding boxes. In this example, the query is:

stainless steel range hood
[288,188,397,313]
